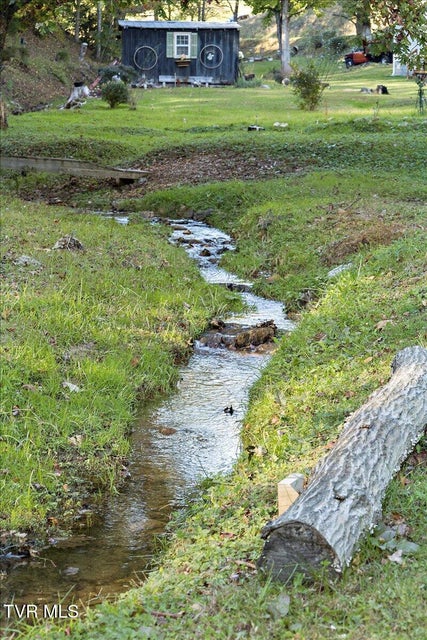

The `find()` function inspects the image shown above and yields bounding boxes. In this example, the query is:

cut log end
[258,346,427,583]
[258,521,340,582]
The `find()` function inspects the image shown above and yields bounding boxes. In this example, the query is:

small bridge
[0,156,147,184]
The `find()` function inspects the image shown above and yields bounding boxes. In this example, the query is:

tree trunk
[96,1,102,60]
[258,346,427,582]
[356,18,371,41]
[74,0,81,42]
[232,0,240,22]
[0,0,33,60]
[275,10,282,56]
[0,22,8,61]
[0,4,15,60]
[354,1,372,52]
[280,0,292,78]
[0,99,8,130]
[355,12,371,41]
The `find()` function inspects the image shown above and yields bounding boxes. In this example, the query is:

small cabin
[118,20,240,86]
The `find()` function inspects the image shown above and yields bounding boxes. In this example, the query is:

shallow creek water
[1,219,294,611]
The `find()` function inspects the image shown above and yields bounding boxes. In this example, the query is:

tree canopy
[2,0,426,71]
[1,1,34,55]
[244,0,426,75]
[246,0,333,75]
[371,0,427,70]
[0,0,236,60]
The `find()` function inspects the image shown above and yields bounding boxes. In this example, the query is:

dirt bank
[1,29,98,113]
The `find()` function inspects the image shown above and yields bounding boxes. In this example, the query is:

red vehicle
[344,49,393,68]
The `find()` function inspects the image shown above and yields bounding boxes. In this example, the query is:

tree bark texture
[0,100,8,130]
[74,0,81,42]
[258,346,427,582]
[280,0,292,78]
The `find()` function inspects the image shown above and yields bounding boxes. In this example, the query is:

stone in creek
[158,427,177,436]
[199,320,277,350]
[209,318,226,330]
[234,323,276,349]
[62,566,80,576]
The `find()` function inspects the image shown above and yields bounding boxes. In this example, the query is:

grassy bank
[0,200,239,542]
[137,169,426,311]
[1,65,424,168]
[1,62,426,639]
[8,172,426,640]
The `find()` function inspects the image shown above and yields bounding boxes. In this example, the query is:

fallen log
[258,346,427,582]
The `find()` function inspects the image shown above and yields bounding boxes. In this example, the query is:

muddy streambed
[1,219,294,611]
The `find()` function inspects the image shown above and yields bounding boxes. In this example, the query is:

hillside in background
[0,29,98,113]
[0,4,355,112]
[239,4,354,57]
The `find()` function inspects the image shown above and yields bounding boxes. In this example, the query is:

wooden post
[258,346,427,582]
[278,473,305,515]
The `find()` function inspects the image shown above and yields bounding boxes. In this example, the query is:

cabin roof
[118,20,240,31]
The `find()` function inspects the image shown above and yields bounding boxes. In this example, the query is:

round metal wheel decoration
[199,45,223,69]
[133,46,158,71]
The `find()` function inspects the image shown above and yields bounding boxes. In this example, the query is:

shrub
[1,46,16,62]
[325,35,350,54]
[34,20,57,36]
[271,67,286,84]
[235,76,263,88]
[291,62,326,111]
[18,44,29,67]
[55,49,69,62]
[99,64,138,84]
[101,80,130,108]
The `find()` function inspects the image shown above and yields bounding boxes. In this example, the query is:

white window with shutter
[166,32,198,58]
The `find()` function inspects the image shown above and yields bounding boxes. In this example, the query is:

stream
[1,219,294,615]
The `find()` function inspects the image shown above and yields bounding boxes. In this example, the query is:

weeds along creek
[1,218,295,611]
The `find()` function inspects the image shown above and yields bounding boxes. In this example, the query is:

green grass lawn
[1,65,423,164]
[1,61,426,639]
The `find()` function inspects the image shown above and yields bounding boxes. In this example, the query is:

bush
[18,44,29,67]
[55,49,69,62]
[325,35,351,55]
[235,76,263,88]
[1,46,16,62]
[101,80,130,108]
[99,64,138,84]
[291,62,326,111]
[269,66,286,84]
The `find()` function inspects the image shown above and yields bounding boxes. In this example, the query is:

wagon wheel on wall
[133,46,158,71]
[199,45,223,69]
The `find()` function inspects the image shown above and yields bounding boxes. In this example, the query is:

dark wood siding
[120,24,239,85]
